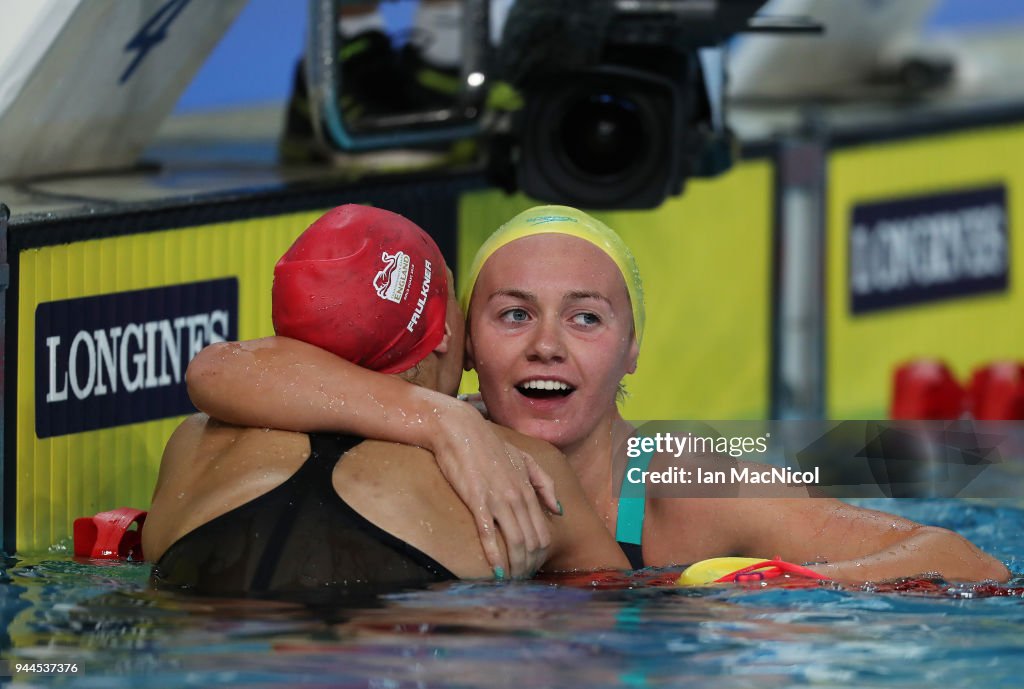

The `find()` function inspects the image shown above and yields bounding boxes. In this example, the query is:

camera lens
[516,68,677,208]
[559,93,646,179]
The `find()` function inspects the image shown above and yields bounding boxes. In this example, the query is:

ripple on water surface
[0,499,1022,688]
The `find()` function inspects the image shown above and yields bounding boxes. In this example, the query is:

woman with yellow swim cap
[188,205,1008,584]
[460,206,643,456]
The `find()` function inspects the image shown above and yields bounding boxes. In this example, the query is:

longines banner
[848,185,1009,314]
[34,279,238,438]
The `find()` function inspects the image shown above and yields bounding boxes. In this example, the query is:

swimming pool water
[1,498,1022,688]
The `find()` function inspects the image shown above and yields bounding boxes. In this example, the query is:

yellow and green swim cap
[460,205,646,344]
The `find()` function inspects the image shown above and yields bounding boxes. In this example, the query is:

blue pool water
[1,498,1022,688]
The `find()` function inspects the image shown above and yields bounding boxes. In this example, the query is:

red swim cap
[272,205,448,374]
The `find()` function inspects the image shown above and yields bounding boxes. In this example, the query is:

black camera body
[489,0,764,209]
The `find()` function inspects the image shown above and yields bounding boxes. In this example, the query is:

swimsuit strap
[246,434,359,591]
[616,449,653,569]
[303,433,364,483]
[304,432,457,581]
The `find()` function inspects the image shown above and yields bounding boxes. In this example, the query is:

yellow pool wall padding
[827,123,1024,418]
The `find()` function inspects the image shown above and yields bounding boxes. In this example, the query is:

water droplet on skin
[366,393,389,422]
[177,492,185,500]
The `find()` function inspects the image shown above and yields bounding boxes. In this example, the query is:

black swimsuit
[151,433,456,602]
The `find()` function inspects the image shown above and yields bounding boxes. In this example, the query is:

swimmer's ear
[434,321,452,354]
[626,336,639,374]
[464,329,476,372]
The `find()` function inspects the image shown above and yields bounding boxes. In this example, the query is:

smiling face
[465,234,639,452]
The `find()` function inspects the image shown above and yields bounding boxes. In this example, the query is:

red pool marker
[73,507,147,560]
[890,359,965,420]
[967,361,1024,420]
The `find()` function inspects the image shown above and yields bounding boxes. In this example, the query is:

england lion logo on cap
[374,250,412,304]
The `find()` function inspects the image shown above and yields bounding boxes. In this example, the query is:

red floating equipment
[890,359,965,420]
[73,507,147,560]
[967,361,1024,420]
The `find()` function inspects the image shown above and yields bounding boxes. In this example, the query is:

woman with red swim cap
[144,205,627,599]
[187,206,1008,584]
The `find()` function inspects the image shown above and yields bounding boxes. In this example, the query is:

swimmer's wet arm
[186,336,561,578]
[543,495,631,573]
[724,499,1010,583]
[188,337,531,479]
[812,525,1011,584]
[187,336,452,440]
[509,434,630,572]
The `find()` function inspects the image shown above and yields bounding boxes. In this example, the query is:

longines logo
[849,186,1008,313]
[35,279,238,438]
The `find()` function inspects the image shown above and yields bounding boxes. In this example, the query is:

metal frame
[770,134,827,420]
[307,0,489,152]
[0,203,8,551]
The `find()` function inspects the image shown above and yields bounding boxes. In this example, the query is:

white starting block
[0,0,247,182]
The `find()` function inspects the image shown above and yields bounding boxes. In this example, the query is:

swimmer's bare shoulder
[144,414,309,562]
[336,440,495,579]
[489,424,630,572]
